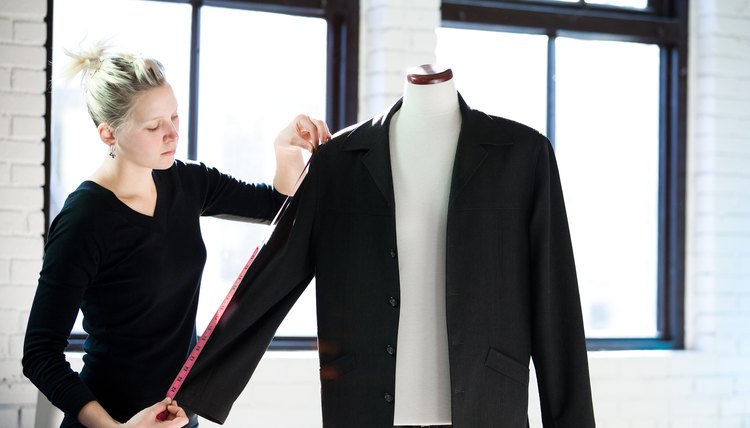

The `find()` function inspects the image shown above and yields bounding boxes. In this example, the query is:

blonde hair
[62,40,167,133]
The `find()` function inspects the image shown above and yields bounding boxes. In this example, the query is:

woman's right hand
[122,397,188,427]
[79,397,188,428]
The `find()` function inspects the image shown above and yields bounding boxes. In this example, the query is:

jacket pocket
[320,353,357,383]
[484,347,529,386]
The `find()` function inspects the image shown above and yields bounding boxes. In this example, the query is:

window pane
[555,37,660,337]
[436,28,548,135]
[51,0,192,334]
[196,7,327,336]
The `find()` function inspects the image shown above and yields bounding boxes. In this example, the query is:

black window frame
[49,0,686,353]
[441,0,687,350]
[46,0,359,352]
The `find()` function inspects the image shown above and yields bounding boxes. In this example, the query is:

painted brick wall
[2,0,749,427]
[0,0,48,427]
[689,0,750,355]
[358,0,440,120]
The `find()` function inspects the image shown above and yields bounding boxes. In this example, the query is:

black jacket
[176,95,596,428]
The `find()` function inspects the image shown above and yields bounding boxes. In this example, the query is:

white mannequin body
[389,68,461,426]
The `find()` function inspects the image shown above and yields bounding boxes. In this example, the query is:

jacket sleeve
[529,139,596,427]
[174,157,319,424]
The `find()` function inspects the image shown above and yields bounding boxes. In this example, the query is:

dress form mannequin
[389,65,461,426]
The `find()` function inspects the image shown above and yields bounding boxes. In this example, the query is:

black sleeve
[22,198,100,418]
[174,159,319,423]
[529,139,596,427]
[182,161,287,223]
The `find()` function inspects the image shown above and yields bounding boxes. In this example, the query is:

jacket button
[388,296,399,308]
[386,345,396,356]
[384,392,394,403]
[389,249,397,258]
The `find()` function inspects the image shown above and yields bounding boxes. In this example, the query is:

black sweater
[22,160,286,423]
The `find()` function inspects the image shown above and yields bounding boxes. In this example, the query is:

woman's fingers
[294,114,331,152]
[275,114,332,154]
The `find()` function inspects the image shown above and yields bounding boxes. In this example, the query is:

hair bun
[61,40,111,81]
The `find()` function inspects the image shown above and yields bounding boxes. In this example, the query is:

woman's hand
[274,114,331,154]
[122,397,188,427]
[78,397,188,428]
[273,114,331,195]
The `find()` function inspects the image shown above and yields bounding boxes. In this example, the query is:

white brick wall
[688,0,750,367]
[359,0,441,120]
[3,0,749,427]
[0,0,47,426]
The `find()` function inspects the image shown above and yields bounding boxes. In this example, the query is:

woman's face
[115,82,180,170]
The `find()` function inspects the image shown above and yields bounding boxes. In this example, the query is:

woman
[22,41,330,427]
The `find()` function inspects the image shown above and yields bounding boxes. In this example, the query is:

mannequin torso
[389,65,461,426]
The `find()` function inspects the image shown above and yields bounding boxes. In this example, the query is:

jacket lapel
[341,94,515,209]
[342,99,402,208]
[449,94,516,206]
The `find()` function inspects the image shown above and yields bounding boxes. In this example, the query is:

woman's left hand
[274,114,331,154]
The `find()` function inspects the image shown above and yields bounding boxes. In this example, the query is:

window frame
[48,0,686,353]
[46,0,359,352]
[441,0,687,350]
[172,0,360,159]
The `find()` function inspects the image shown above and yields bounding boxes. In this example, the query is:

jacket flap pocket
[484,347,529,386]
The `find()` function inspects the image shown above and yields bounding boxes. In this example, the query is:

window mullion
[546,33,556,148]
[324,0,359,132]
[187,1,201,160]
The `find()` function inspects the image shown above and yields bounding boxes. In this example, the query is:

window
[195,7,327,336]
[439,0,688,349]
[555,38,660,338]
[49,0,358,349]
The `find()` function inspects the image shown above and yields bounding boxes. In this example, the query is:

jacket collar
[341,92,514,207]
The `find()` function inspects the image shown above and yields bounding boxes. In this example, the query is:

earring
[108,145,116,158]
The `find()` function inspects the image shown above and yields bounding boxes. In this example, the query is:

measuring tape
[157,158,311,421]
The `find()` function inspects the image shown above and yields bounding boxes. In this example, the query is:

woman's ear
[97,123,116,147]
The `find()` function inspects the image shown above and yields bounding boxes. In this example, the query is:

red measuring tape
[157,157,312,421]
